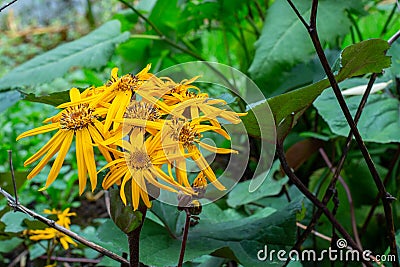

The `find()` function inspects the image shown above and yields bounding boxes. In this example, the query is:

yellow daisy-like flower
[25,208,78,250]
[161,117,238,190]
[101,133,193,210]
[43,208,76,227]
[96,65,153,132]
[17,88,107,194]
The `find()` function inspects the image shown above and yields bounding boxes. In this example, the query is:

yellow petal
[131,174,141,210]
[198,142,238,154]
[17,123,59,140]
[81,129,97,191]
[113,92,131,131]
[76,131,87,195]
[43,132,74,189]
[24,130,64,166]
[176,159,191,187]
[27,132,67,179]
[102,166,127,189]
[69,88,81,102]
[120,171,132,205]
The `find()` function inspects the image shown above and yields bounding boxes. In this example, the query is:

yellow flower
[101,133,193,210]
[101,100,164,147]
[161,118,238,190]
[16,88,107,194]
[95,65,152,132]
[44,208,76,228]
[25,208,78,250]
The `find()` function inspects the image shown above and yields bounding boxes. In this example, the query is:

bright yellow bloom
[43,208,76,227]
[25,208,77,250]
[101,133,193,210]
[95,65,152,132]
[16,88,107,194]
[161,117,238,190]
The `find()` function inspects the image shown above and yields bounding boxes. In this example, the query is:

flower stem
[177,210,191,267]
[127,204,147,267]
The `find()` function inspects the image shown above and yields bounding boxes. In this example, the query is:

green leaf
[0,91,21,113]
[249,0,354,94]
[313,90,400,143]
[29,241,47,260]
[0,237,23,253]
[109,188,143,234]
[1,211,31,233]
[140,200,301,266]
[0,20,129,91]
[150,201,186,237]
[387,40,400,77]
[227,161,288,208]
[244,39,391,140]
[0,171,28,200]
[22,91,71,107]
[337,39,391,80]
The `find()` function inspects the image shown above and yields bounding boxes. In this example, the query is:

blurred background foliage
[0,0,399,266]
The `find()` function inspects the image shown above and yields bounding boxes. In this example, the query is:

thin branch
[253,0,265,21]
[319,148,362,249]
[38,255,100,264]
[296,222,331,242]
[177,210,191,267]
[380,3,397,37]
[309,0,318,28]
[286,1,398,263]
[388,29,400,45]
[286,0,309,28]
[276,143,373,267]
[0,187,129,266]
[296,223,383,266]
[0,0,18,13]
[118,0,247,113]
[8,150,18,206]
[360,145,400,236]
[118,0,204,61]
[346,11,363,42]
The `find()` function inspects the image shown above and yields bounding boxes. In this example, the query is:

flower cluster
[25,208,77,250]
[17,65,245,210]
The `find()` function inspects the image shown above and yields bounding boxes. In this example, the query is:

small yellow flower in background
[25,208,77,250]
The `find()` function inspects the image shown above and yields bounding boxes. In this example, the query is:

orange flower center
[60,104,96,131]
[128,150,151,170]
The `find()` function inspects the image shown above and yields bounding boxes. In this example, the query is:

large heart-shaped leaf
[244,39,391,140]
[140,200,301,266]
[314,90,400,143]
[0,20,129,91]
[249,0,359,95]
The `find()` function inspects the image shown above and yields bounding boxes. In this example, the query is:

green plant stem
[177,210,191,267]
[380,3,397,37]
[234,14,251,68]
[346,11,363,42]
[127,204,147,267]
[8,150,18,206]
